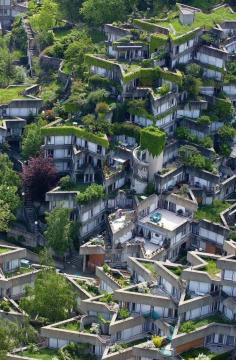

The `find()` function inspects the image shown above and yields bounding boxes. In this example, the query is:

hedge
[85,54,118,71]
[122,66,183,85]
[133,19,168,33]
[170,28,201,45]
[112,123,141,142]
[41,126,109,148]
[140,126,166,157]
[150,34,168,53]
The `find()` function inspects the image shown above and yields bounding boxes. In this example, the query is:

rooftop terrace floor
[139,209,188,232]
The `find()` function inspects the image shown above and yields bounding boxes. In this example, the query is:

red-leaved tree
[22,154,58,202]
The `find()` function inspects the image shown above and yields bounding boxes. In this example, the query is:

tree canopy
[22,154,58,202]
[21,117,47,160]
[44,207,73,255]
[20,270,75,323]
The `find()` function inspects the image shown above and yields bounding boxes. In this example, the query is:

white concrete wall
[185,304,211,320]
[222,286,236,297]
[189,281,210,295]
[199,228,224,245]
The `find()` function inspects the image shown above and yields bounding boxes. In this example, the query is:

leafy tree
[20,270,75,322]
[59,175,75,190]
[30,0,59,32]
[0,185,21,213]
[184,75,201,99]
[44,208,72,255]
[81,0,127,27]
[39,248,55,267]
[0,319,37,359]
[186,63,202,77]
[214,98,234,121]
[22,154,58,201]
[10,16,27,53]
[0,44,15,87]
[0,201,14,232]
[21,118,47,160]
[0,154,20,188]
[217,125,236,157]
[64,32,94,77]
[56,0,83,22]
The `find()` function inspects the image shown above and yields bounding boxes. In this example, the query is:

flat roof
[139,208,188,232]
[110,214,128,233]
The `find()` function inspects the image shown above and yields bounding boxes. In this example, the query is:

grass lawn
[199,259,221,277]
[155,6,236,36]
[40,81,62,103]
[194,200,229,223]
[0,247,11,254]
[142,262,158,277]
[166,266,183,277]
[179,314,236,333]
[0,86,28,104]
[19,348,59,360]
[58,321,81,332]
[181,347,233,360]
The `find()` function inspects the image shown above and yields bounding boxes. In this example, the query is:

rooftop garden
[76,279,100,296]
[41,125,109,148]
[118,307,130,319]
[198,258,221,277]
[76,183,105,205]
[109,337,150,353]
[18,343,92,360]
[194,200,229,223]
[57,321,81,332]
[181,347,233,360]
[140,126,166,157]
[18,347,59,360]
[166,266,183,277]
[0,300,14,312]
[154,6,236,37]
[4,266,34,278]
[141,262,158,277]
[59,176,90,193]
[0,247,11,254]
[179,314,236,334]
[103,264,130,287]
[0,85,28,104]
[99,292,116,305]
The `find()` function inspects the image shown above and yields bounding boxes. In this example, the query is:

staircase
[68,253,83,270]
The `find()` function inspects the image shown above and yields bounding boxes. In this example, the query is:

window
[47,149,54,157]
[116,331,121,341]
[218,334,224,344]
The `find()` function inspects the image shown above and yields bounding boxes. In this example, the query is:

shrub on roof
[140,126,166,157]
[76,184,105,204]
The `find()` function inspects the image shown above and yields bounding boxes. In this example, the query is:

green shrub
[0,301,10,312]
[103,264,111,274]
[59,176,74,190]
[140,126,166,157]
[198,116,211,125]
[100,292,113,304]
[179,321,195,333]
[158,83,170,96]
[152,336,164,348]
[76,184,105,204]
[118,308,130,319]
